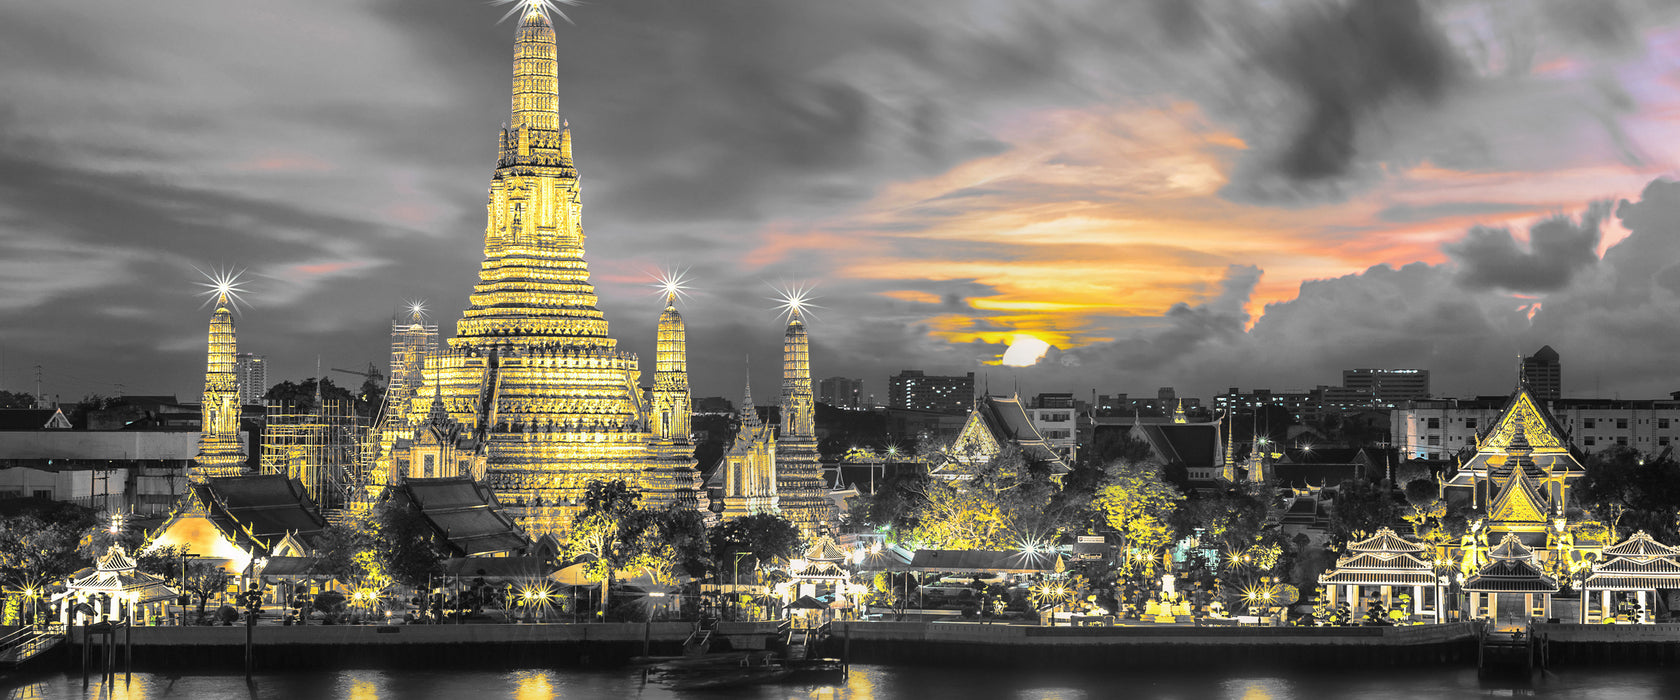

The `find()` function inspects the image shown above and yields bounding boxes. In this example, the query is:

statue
[1162,573,1176,598]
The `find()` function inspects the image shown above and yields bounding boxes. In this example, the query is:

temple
[773,309,835,535]
[939,394,1072,483]
[192,288,247,481]
[716,377,778,519]
[386,8,699,535]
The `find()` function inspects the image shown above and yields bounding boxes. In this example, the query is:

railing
[0,625,63,668]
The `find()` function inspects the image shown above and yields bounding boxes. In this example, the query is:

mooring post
[125,621,133,684]
[245,616,254,681]
[80,623,90,690]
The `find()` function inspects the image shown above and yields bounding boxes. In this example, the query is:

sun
[999,334,1051,367]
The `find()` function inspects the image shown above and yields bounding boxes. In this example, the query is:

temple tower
[775,309,834,535]
[721,377,778,519]
[193,290,246,481]
[418,7,693,535]
[645,291,701,508]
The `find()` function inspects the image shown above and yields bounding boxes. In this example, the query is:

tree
[179,561,230,623]
[374,499,445,589]
[707,513,803,575]
[908,445,1078,549]
[1093,460,1184,558]
[563,480,649,617]
[315,517,383,588]
[0,391,37,409]
[262,377,354,413]
[0,509,94,589]
[1328,478,1404,546]
[1576,447,1680,542]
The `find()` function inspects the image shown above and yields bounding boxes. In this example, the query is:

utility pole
[34,365,44,409]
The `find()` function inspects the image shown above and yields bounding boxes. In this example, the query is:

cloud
[1444,202,1608,292]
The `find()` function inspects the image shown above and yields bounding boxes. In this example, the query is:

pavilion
[1580,531,1680,623]
[1463,533,1560,627]
[1319,528,1446,622]
[56,546,177,626]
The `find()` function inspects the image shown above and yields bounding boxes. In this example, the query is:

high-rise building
[889,370,975,414]
[817,377,863,409]
[234,353,268,406]
[194,289,246,481]
[1341,368,1430,406]
[1523,346,1562,401]
[390,8,698,535]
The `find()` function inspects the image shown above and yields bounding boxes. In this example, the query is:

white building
[1393,397,1680,460]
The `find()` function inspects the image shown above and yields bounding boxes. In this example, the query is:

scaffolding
[258,400,368,512]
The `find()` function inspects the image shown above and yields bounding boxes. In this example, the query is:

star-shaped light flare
[404,298,429,323]
[491,0,583,25]
[194,266,248,312]
[770,281,823,323]
[650,268,692,307]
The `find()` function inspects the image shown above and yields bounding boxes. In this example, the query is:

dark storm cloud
[1444,202,1607,293]
[1220,0,1459,202]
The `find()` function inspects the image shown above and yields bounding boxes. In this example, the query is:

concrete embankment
[825,621,1481,670]
[63,622,779,670]
[1532,623,1680,666]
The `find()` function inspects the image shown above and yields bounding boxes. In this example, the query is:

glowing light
[405,298,428,323]
[770,281,823,323]
[999,334,1050,367]
[650,268,692,306]
[194,266,248,312]
[491,0,582,25]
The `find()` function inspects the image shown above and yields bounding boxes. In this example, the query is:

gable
[951,409,1000,461]
[1481,390,1569,453]
[1489,473,1550,524]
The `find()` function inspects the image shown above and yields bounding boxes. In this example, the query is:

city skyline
[6,1,1680,403]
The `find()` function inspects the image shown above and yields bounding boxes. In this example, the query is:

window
[1427,417,1440,429]
[1661,437,1671,447]
[1584,436,1596,446]
[423,454,436,478]
[1617,437,1628,447]
[31,490,50,500]
[1584,418,1596,428]
[1660,418,1671,429]
[1428,435,1440,446]
[1617,418,1629,429]
[1465,418,1477,430]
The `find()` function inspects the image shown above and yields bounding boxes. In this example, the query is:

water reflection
[5,665,1680,699]
[511,669,555,700]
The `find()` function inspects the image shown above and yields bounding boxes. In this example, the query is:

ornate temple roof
[1487,471,1552,526]
[908,549,1068,574]
[1448,387,1584,487]
[944,395,1071,475]
[1601,531,1680,559]
[1347,527,1428,554]
[1488,532,1538,561]
[393,477,529,557]
[188,474,328,553]
[805,534,849,562]
[1463,558,1560,593]
[61,545,177,604]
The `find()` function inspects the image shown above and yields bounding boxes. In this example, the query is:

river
[5,665,1680,699]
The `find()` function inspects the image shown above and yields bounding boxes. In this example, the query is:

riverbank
[48,620,1680,672]
[825,621,1481,669]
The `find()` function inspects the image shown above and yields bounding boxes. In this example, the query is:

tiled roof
[397,477,529,557]
[195,474,327,552]
[1601,531,1680,559]
[1463,558,1559,593]
[1347,527,1427,554]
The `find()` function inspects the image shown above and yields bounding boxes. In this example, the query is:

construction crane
[331,363,385,383]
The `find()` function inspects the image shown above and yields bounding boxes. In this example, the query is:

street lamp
[733,552,751,621]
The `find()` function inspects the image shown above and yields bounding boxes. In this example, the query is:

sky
[5,0,1680,405]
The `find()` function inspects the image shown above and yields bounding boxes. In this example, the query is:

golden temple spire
[781,308,814,438]
[561,120,573,162]
[651,292,690,441]
[510,9,559,131]
[193,285,247,481]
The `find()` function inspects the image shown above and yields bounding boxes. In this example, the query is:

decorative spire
[781,306,814,438]
[742,358,760,430]
[193,282,247,481]
[510,10,559,131]
[561,119,573,162]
